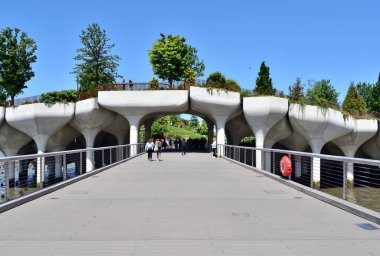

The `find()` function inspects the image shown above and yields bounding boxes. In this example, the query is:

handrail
[219,144,380,166]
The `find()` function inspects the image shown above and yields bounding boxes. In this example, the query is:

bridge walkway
[0,152,380,255]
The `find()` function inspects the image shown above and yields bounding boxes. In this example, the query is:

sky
[1,0,380,102]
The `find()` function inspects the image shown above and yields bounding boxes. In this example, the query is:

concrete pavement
[0,152,380,255]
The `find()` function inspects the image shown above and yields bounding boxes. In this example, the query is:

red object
[280,156,292,177]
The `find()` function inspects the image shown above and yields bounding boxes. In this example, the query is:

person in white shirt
[211,138,217,158]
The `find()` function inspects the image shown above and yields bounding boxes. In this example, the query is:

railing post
[63,154,67,181]
[251,149,253,166]
[272,152,275,174]
[110,148,112,164]
[79,151,83,175]
[102,149,105,167]
[244,148,247,164]
[4,161,10,201]
[343,161,347,200]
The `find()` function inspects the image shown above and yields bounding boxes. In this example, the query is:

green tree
[72,23,121,92]
[40,90,78,104]
[306,79,339,108]
[0,27,37,106]
[0,85,7,105]
[183,66,196,89]
[225,79,241,92]
[151,116,169,138]
[206,71,226,85]
[169,114,181,127]
[189,115,199,131]
[356,82,373,111]
[370,74,380,113]
[197,120,208,135]
[148,33,205,87]
[288,77,304,102]
[254,61,275,95]
[342,82,367,116]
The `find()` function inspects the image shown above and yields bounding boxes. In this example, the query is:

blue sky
[1,0,380,102]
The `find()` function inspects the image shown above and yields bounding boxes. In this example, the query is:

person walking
[212,138,217,158]
[181,138,187,156]
[155,139,162,161]
[145,139,154,161]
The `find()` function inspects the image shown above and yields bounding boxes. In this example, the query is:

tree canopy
[342,82,367,116]
[254,61,275,95]
[205,71,240,92]
[0,27,37,106]
[72,23,121,92]
[369,74,380,113]
[306,79,339,108]
[288,77,304,102]
[148,33,205,86]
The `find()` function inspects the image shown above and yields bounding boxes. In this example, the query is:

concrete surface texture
[5,103,75,153]
[361,121,380,159]
[190,87,241,148]
[103,114,130,145]
[333,119,378,157]
[225,113,252,145]
[46,124,82,152]
[0,122,32,156]
[0,153,379,256]
[288,103,355,153]
[70,98,116,148]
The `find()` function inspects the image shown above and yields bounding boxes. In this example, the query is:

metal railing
[0,143,145,204]
[218,144,380,213]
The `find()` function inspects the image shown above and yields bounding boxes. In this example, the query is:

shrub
[40,90,78,104]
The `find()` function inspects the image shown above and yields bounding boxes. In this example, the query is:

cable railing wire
[218,144,380,214]
[0,143,145,204]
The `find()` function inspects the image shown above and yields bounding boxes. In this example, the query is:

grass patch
[166,125,206,139]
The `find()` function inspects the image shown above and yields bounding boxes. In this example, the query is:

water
[321,187,380,213]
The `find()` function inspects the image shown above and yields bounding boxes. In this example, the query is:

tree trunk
[10,95,15,106]
[169,79,173,88]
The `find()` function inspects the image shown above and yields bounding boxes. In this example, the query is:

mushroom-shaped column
[243,96,289,170]
[190,87,240,156]
[46,125,82,179]
[6,103,75,187]
[289,104,355,187]
[98,90,189,155]
[0,123,32,185]
[332,119,378,186]
[263,116,292,172]
[361,121,380,160]
[225,113,252,145]
[103,115,129,161]
[70,98,115,172]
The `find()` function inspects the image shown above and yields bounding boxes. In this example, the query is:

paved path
[0,152,380,255]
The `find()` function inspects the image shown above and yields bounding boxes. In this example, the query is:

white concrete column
[254,130,265,170]
[215,117,227,157]
[312,157,321,188]
[341,149,356,188]
[310,142,323,189]
[54,155,63,178]
[128,116,142,156]
[36,150,45,188]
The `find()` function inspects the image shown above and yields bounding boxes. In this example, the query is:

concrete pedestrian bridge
[0,152,380,255]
